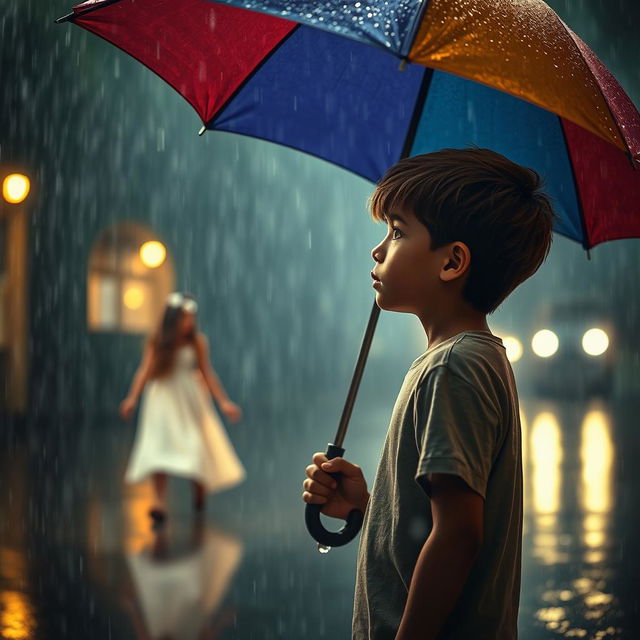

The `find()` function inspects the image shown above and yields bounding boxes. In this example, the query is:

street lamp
[139,240,166,268]
[1,169,31,414]
[2,173,31,204]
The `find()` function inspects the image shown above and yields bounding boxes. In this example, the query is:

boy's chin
[375,292,412,314]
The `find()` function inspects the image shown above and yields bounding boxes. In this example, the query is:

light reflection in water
[531,411,563,517]
[530,411,567,566]
[580,406,614,566]
[524,401,620,637]
[0,452,36,640]
[0,590,36,640]
[123,482,158,554]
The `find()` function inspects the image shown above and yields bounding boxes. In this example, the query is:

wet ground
[1,390,639,639]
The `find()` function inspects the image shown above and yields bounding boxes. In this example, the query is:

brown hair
[147,293,197,379]
[369,148,556,313]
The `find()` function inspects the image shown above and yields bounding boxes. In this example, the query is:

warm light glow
[0,590,36,639]
[123,483,157,553]
[2,174,30,204]
[139,241,166,268]
[531,412,563,515]
[582,328,609,357]
[123,286,144,310]
[531,330,559,358]
[503,336,523,363]
[580,410,613,514]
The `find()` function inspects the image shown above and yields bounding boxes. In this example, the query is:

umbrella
[57,0,640,548]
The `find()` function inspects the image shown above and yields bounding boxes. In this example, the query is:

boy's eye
[391,227,403,240]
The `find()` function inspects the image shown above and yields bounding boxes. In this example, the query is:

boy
[302,148,555,639]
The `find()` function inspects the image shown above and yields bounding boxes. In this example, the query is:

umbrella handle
[304,443,364,548]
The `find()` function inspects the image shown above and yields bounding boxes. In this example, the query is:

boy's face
[371,209,455,315]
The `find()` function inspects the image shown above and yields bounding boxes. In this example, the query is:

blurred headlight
[582,328,609,357]
[532,330,559,358]
[503,336,523,363]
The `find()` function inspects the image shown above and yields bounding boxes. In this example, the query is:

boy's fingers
[321,457,363,479]
[303,478,332,497]
[305,464,337,488]
[302,491,327,504]
[311,452,328,467]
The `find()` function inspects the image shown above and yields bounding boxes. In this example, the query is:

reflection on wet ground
[1,393,639,638]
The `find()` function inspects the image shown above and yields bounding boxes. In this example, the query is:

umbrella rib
[399,67,434,161]
[401,0,434,59]
[558,115,592,253]
[55,0,124,23]
[558,18,633,161]
[201,24,301,133]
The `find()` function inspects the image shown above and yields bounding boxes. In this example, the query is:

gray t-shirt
[353,331,522,640]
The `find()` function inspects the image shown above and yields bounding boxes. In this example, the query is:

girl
[120,291,245,523]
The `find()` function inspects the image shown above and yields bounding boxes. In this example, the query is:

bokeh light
[123,285,145,310]
[2,174,30,204]
[582,328,609,357]
[502,336,523,363]
[139,241,166,268]
[532,330,559,358]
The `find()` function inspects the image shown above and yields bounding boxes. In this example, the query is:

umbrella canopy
[58,0,640,250]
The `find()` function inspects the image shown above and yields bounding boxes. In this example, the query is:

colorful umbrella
[57,0,640,249]
[57,0,640,547]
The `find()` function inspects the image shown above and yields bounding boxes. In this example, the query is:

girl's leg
[192,480,205,512]
[151,473,168,513]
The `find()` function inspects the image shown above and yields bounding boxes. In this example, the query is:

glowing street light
[139,240,166,268]
[532,329,559,358]
[2,174,31,204]
[582,328,609,357]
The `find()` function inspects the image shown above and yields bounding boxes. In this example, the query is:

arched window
[87,223,175,333]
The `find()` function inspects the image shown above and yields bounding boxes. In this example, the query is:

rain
[1,0,639,638]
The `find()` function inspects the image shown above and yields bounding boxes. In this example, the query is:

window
[87,223,174,333]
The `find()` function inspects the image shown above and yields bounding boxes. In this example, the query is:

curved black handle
[304,444,364,548]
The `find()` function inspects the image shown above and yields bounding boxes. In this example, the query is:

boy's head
[369,148,556,316]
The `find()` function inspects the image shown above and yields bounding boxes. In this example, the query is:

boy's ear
[440,242,471,282]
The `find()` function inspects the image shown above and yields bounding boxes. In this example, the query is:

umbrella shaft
[334,300,380,447]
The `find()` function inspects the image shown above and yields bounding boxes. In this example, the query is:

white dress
[125,344,246,493]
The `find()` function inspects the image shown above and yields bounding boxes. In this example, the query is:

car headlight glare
[532,330,559,358]
[582,328,609,357]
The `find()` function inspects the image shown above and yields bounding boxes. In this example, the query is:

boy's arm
[394,473,484,640]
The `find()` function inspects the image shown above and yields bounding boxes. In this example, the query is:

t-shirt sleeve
[414,365,500,500]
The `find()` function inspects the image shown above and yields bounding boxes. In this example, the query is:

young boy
[302,148,555,639]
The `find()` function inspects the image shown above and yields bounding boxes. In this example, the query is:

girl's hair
[147,292,198,379]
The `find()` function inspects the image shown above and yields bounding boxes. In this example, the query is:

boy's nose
[371,242,385,263]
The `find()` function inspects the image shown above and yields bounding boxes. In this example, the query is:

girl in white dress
[119,292,245,523]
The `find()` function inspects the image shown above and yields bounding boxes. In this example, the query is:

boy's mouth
[371,271,382,287]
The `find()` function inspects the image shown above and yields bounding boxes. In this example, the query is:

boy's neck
[418,301,490,352]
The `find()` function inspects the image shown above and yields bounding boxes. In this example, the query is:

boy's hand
[302,453,369,521]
